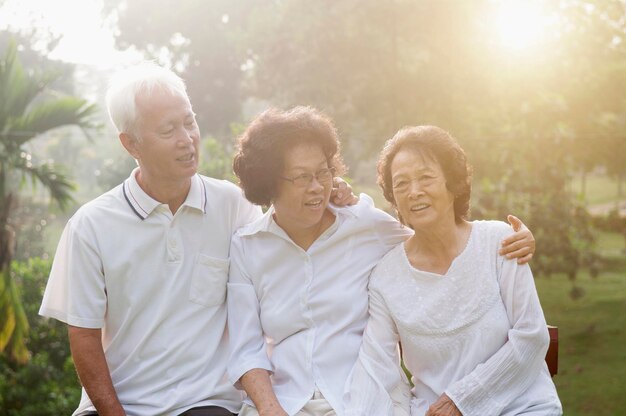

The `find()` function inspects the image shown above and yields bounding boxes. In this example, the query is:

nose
[177,128,196,146]
[308,176,324,192]
[407,179,423,199]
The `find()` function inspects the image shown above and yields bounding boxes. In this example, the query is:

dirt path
[587,200,626,217]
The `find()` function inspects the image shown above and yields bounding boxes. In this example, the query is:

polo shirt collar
[123,168,207,220]
[239,202,356,237]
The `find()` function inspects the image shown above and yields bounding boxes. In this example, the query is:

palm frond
[4,97,100,147]
[0,37,97,362]
[15,162,76,209]
[0,40,52,126]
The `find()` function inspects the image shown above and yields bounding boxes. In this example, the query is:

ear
[119,132,140,160]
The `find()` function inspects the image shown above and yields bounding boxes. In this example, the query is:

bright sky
[0,0,551,68]
[0,0,139,69]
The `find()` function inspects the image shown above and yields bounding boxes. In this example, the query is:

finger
[330,187,344,200]
[517,253,533,264]
[333,192,358,206]
[507,214,522,232]
[500,239,530,255]
[333,177,347,189]
[500,238,527,255]
[501,229,532,248]
[332,192,349,205]
[502,246,532,260]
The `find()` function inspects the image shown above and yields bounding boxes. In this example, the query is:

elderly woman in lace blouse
[345,126,562,416]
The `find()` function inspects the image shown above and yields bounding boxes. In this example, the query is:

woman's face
[390,147,456,230]
[273,142,333,233]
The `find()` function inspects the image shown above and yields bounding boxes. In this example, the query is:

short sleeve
[39,215,106,328]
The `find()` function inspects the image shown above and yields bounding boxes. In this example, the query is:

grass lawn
[536,264,626,414]
[570,174,622,206]
[595,230,626,258]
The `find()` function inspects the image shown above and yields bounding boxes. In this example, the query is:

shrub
[0,258,80,415]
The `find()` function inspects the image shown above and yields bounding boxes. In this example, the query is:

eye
[392,179,408,189]
[160,129,174,138]
[292,173,313,186]
[317,168,332,180]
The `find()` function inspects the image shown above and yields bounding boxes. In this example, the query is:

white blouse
[346,220,562,416]
[227,194,412,416]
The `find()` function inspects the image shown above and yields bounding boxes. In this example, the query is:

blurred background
[0,0,624,414]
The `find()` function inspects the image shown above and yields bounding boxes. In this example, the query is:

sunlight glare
[496,0,546,50]
[0,0,139,68]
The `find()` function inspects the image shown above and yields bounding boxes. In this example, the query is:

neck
[274,209,335,251]
[136,170,192,214]
[405,218,472,274]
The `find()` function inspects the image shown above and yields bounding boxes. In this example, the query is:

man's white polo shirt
[39,168,261,416]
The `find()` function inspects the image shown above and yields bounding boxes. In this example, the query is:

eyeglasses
[280,167,335,187]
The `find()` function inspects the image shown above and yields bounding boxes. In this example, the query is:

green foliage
[0,258,81,415]
[198,135,236,182]
[471,136,597,289]
[0,268,28,363]
[592,208,626,233]
[105,0,626,202]
[0,37,99,363]
[0,39,100,209]
[105,0,254,138]
[536,266,626,415]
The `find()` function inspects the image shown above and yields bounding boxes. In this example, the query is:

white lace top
[345,220,562,416]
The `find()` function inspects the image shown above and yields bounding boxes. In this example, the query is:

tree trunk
[0,192,15,272]
[580,170,587,201]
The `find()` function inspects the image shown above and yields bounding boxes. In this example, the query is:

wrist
[257,402,286,416]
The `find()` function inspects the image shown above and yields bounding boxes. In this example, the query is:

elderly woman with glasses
[226,108,536,416]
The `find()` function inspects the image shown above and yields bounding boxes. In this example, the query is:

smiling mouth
[411,203,429,212]
[305,199,323,208]
[177,153,194,162]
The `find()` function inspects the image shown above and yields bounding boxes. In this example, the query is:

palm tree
[0,39,99,363]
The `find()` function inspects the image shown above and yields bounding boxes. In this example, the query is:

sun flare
[495,0,547,50]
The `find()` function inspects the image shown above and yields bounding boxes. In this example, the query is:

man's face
[130,86,200,185]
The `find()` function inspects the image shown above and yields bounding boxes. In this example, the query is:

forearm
[447,263,549,415]
[240,368,286,416]
[68,325,125,416]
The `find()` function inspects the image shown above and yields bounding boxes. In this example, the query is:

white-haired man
[39,63,261,416]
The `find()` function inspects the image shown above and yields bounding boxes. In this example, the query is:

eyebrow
[285,161,328,171]
[392,167,434,178]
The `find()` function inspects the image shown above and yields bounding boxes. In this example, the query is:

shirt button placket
[167,215,181,263]
[303,253,314,370]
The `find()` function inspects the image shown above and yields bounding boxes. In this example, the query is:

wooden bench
[546,325,558,377]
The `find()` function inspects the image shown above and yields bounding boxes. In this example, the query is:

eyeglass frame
[279,167,336,187]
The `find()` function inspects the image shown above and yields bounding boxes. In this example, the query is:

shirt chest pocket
[189,254,230,307]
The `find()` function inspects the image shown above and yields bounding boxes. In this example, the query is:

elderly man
[39,63,262,416]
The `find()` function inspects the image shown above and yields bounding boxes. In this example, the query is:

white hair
[105,61,189,136]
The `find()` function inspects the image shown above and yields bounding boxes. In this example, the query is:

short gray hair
[105,61,189,135]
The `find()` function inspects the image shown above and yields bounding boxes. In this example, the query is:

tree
[0,38,98,363]
[104,0,256,139]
